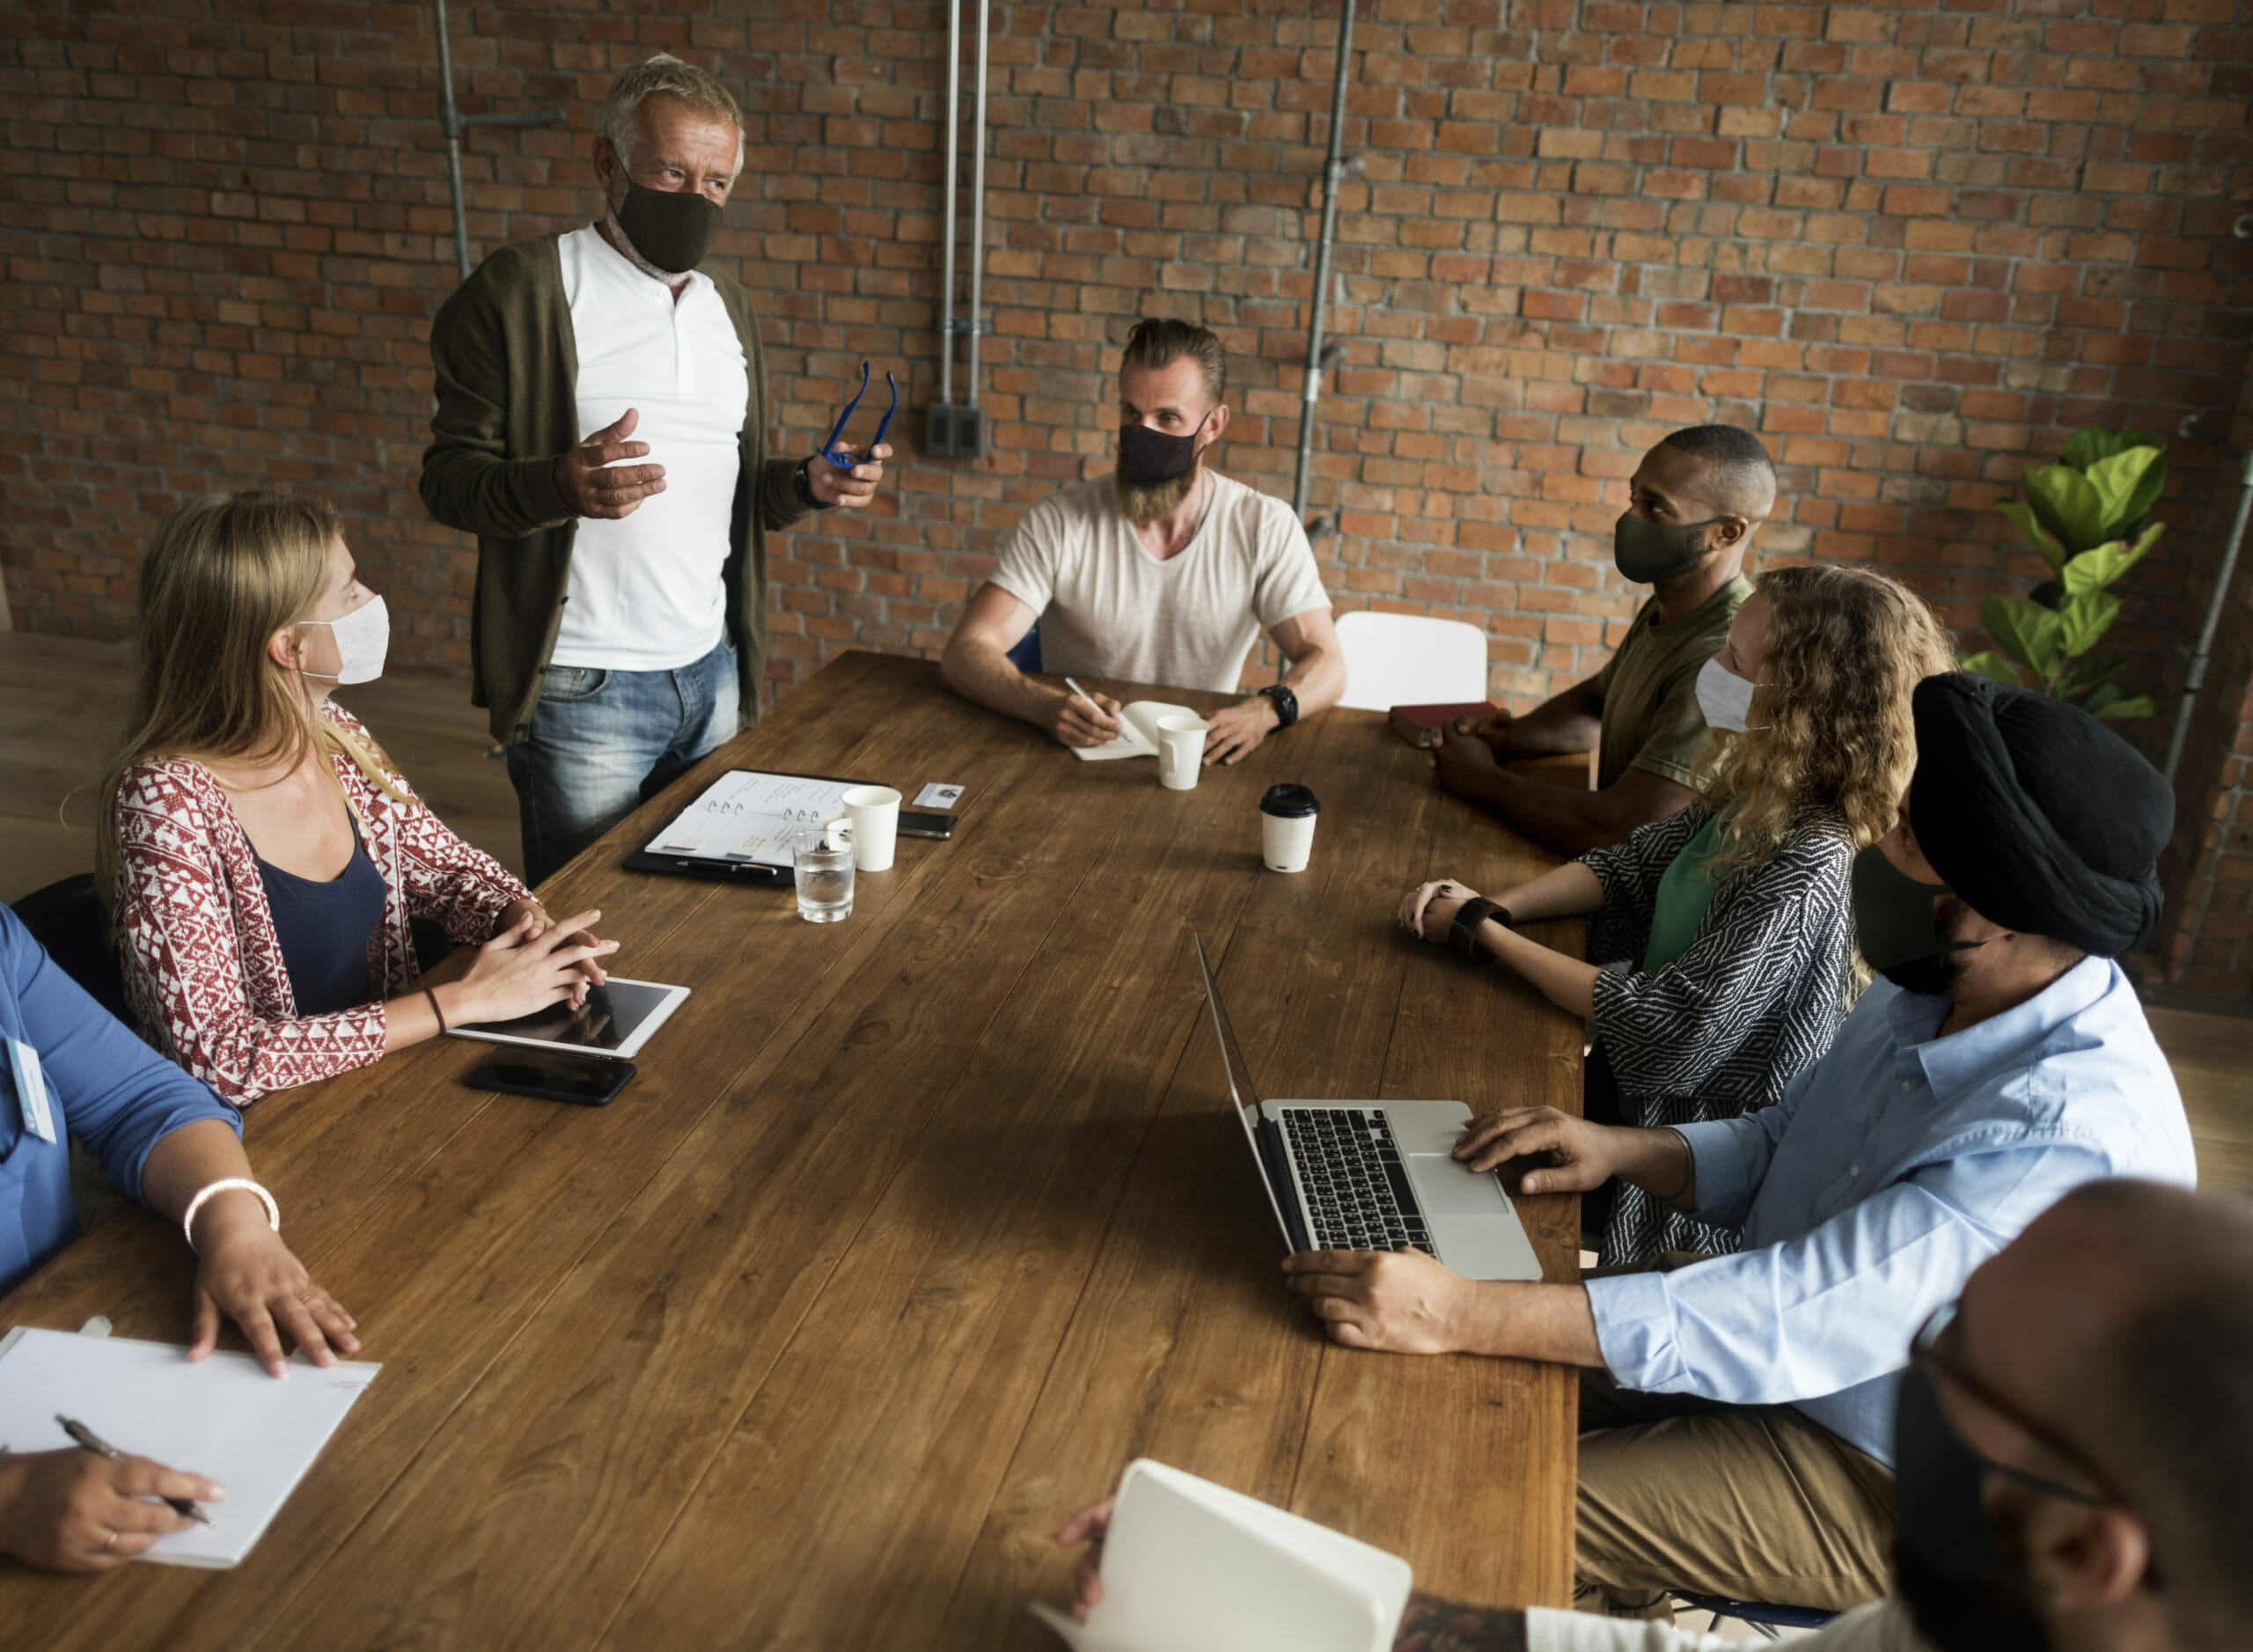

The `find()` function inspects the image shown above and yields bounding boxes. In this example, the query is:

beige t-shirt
[987,472,1331,693]
[1592,575,1751,790]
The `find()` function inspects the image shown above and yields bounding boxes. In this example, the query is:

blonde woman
[102,491,618,1105]
[1398,563,1956,1263]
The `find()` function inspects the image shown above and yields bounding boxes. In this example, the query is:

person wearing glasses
[1282,675,2195,1616]
[421,54,890,885]
[939,318,1345,766]
[1060,1179,2253,1652]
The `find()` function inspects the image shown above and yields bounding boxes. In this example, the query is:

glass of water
[792,827,855,923]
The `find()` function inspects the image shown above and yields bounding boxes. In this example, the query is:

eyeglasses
[1909,1302,2112,1509]
[817,360,898,468]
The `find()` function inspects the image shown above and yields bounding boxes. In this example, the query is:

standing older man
[422,55,890,885]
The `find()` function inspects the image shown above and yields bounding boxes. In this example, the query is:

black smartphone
[466,1050,636,1107]
[898,811,957,840]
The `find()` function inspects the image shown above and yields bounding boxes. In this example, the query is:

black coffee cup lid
[1259,783,1319,819]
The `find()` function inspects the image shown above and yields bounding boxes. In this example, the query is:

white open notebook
[1073,701,1200,761]
[0,1325,379,1568]
[1031,1458,1413,1652]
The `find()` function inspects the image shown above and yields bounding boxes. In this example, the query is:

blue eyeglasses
[817,360,898,468]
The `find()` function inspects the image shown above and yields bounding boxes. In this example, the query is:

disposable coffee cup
[824,784,901,872]
[1156,714,1208,791]
[1259,783,1320,873]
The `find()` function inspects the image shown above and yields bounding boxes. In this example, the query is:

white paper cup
[1156,714,1208,790]
[826,783,901,871]
[1259,783,1320,873]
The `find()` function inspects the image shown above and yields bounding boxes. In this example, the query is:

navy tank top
[253,823,387,1017]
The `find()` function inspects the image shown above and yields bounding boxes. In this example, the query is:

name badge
[7,1039,56,1144]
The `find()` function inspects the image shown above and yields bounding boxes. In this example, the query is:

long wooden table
[0,651,1584,1647]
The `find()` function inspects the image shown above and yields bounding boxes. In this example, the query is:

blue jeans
[504,637,739,886]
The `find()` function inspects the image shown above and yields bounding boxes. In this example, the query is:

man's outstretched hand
[554,409,666,520]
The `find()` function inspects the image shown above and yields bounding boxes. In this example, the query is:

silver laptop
[1193,935,1543,1281]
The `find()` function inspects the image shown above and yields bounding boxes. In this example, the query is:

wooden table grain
[0,652,1586,1648]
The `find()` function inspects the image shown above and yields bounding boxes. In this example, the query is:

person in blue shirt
[1283,673,2195,1619]
[0,906,356,1571]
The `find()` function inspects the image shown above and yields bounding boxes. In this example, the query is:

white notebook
[0,1325,379,1568]
[1032,1458,1413,1652]
[1072,701,1200,761]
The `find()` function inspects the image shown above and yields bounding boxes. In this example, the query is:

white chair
[1332,610,1490,711]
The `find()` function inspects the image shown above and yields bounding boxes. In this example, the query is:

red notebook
[1388,701,1500,749]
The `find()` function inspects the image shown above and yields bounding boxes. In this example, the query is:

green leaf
[2022,464,2110,555]
[1959,650,2028,688]
[1984,594,2066,679]
[2058,651,2127,696]
[1994,500,2069,573]
[2092,694,2157,721]
[2056,591,2122,657]
[2081,446,2165,540]
[2059,533,2148,596]
[2060,426,2161,470]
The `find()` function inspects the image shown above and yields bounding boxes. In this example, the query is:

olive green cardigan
[420,233,810,745]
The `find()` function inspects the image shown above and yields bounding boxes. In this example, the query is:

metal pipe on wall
[1292,0,1357,521]
[432,0,561,284]
[965,0,991,407]
[938,0,961,407]
[2164,444,2253,788]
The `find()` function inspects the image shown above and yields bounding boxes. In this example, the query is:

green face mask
[1613,510,1725,584]
[615,180,723,275]
[1851,842,1986,980]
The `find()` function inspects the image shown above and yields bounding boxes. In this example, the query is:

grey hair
[598,54,745,171]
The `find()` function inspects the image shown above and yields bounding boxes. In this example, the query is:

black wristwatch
[792,455,833,511]
[1259,682,1299,730]
[1450,897,1512,962]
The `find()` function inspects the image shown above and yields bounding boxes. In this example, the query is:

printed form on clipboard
[644,770,862,867]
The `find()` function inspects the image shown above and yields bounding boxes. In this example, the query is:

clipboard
[622,767,877,886]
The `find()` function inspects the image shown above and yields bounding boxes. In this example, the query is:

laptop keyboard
[1278,1108,1435,1256]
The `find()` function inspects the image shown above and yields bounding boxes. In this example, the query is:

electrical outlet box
[926,403,988,459]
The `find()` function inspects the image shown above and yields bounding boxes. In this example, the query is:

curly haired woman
[1397,562,1957,1264]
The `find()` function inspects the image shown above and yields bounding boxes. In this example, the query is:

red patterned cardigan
[111,703,530,1105]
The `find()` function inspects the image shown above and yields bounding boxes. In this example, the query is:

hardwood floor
[2,628,2246,1193]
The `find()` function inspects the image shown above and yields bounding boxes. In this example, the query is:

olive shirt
[1592,575,1752,790]
[420,233,811,746]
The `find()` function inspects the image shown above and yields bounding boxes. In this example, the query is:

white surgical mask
[299,593,390,686]
[1694,653,1766,733]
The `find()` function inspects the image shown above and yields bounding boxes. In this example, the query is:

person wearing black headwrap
[1282,675,2195,1617]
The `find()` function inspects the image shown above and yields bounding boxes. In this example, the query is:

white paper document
[1031,1458,1412,1652]
[1072,701,1201,762]
[0,1326,379,1568]
[646,769,862,866]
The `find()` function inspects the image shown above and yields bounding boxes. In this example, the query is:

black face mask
[1853,842,1985,992]
[614,180,723,275]
[1892,1366,2054,1652]
[1612,510,1722,583]
[1118,420,1210,489]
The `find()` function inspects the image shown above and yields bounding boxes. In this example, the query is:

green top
[1640,807,1731,973]
[1592,575,1751,790]
[419,234,811,745]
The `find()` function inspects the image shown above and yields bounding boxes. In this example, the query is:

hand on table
[451,908,619,1021]
[1281,1247,1481,1354]
[807,443,892,510]
[1398,879,1479,943]
[1202,694,1281,766]
[0,1449,222,1571]
[1054,1496,1116,1620]
[554,410,664,520]
[1451,1105,1623,1191]
[189,1188,359,1377]
[1428,723,1501,797]
[1051,687,1124,748]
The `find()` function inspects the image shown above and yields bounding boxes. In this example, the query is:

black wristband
[793,455,833,511]
[1259,682,1299,730]
[1450,897,1509,961]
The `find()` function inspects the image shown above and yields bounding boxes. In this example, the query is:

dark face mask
[615,180,724,275]
[1853,842,1985,993]
[1613,510,1724,583]
[1892,1365,2054,1652]
[1118,419,1210,489]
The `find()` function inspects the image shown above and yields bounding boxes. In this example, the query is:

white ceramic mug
[824,783,902,871]
[1156,715,1209,790]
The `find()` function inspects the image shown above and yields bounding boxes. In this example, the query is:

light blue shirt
[1586,956,2195,1464]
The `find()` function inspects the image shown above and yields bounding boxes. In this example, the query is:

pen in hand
[57,1415,213,1526]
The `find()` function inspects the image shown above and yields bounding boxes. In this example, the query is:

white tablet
[447,978,690,1061]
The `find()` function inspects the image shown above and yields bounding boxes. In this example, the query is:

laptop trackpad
[1406,1155,1510,1216]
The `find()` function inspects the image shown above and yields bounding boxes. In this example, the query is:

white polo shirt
[551,224,751,672]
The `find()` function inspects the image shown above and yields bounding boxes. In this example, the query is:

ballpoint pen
[56,1415,213,1525]
[1063,678,1113,723]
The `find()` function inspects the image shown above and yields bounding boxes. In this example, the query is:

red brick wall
[4,0,2250,981]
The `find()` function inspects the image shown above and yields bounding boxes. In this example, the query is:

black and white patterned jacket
[1581,803,1857,1265]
